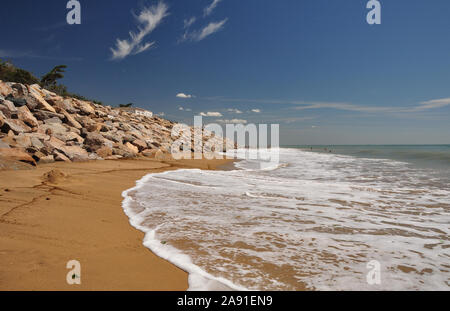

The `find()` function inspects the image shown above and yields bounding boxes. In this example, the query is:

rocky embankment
[0,81,232,169]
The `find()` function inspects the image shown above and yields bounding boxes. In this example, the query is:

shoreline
[0,157,234,291]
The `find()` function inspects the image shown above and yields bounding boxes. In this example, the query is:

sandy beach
[0,157,233,291]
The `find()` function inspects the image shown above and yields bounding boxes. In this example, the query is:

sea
[122,145,450,291]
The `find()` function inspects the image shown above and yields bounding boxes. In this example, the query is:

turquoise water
[287,145,450,172]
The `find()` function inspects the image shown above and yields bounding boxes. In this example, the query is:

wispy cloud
[205,96,450,114]
[178,106,192,112]
[110,2,169,60]
[181,19,228,42]
[176,93,194,99]
[193,19,228,41]
[200,111,223,117]
[227,108,243,114]
[204,0,223,17]
[216,119,248,124]
[251,109,261,113]
[184,17,196,29]
[416,98,450,110]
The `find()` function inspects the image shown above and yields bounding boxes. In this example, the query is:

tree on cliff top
[41,65,67,89]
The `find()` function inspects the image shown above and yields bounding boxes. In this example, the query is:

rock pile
[0,81,234,167]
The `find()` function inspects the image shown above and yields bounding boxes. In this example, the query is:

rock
[125,142,139,154]
[14,135,32,148]
[11,83,28,97]
[0,104,12,119]
[53,151,71,162]
[39,155,55,164]
[131,139,147,152]
[1,119,32,134]
[95,146,113,158]
[44,117,63,125]
[0,148,36,166]
[84,132,106,150]
[26,85,56,113]
[30,136,45,150]
[0,139,10,149]
[61,109,82,129]
[0,81,13,97]
[2,99,17,112]
[0,111,4,128]
[17,106,39,128]
[141,149,157,158]
[44,136,65,153]
[57,145,89,162]
[75,99,95,115]
[33,110,65,121]
[87,123,103,132]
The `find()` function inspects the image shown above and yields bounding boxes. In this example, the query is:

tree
[119,103,133,108]
[41,65,67,89]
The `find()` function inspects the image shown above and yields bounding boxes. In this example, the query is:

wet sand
[0,157,233,291]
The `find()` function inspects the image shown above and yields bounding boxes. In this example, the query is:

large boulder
[61,109,82,129]
[1,119,32,134]
[74,99,95,115]
[17,106,39,128]
[124,142,139,154]
[131,139,147,152]
[53,151,71,162]
[0,81,13,97]
[0,148,36,166]
[57,145,89,162]
[95,146,113,158]
[26,84,56,113]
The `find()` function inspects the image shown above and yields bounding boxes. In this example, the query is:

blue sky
[1,0,449,145]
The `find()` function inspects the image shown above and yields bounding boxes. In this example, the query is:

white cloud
[110,2,169,60]
[204,0,223,16]
[183,19,227,42]
[157,112,165,116]
[200,111,223,117]
[251,109,261,113]
[227,108,243,114]
[178,107,192,112]
[176,93,194,99]
[216,119,248,124]
[184,17,196,29]
[416,98,450,110]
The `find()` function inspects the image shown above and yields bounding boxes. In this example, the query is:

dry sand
[0,157,233,291]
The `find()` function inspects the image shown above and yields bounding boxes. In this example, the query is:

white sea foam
[122,148,450,291]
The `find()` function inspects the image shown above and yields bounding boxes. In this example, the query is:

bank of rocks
[0,81,233,168]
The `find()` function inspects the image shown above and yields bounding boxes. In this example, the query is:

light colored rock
[30,137,45,150]
[61,109,82,129]
[27,84,56,113]
[14,135,32,148]
[95,146,113,158]
[0,81,13,97]
[17,106,39,128]
[54,151,71,162]
[2,100,17,112]
[75,99,95,115]
[125,142,139,154]
[1,119,32,134]
[0,148,36,166]
[57,145,89,162]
